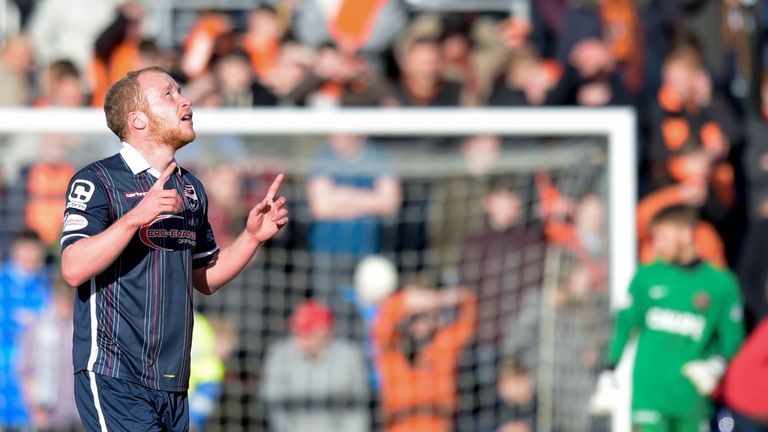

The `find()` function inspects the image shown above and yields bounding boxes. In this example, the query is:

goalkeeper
[593,205,745,431]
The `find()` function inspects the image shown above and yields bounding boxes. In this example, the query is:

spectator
[437,15,477,103]
[283,43,393,108]
[394,13,510,106]
[373,283,476,432]
[487,46,556,106]
[391,36,463,107]
[261,301,370,432]
[241,4,284,81]
[494,357,536,432]
[20,135,77,248]
[547,37,631,106]
[676,0,759,97]
[27,0,120,78]
[188,313,237,432]
[637,175,728,267]
[263,40,315,101]
[200,164,248,248]
[739,219,768,326]
[460,176,545,344]
[211,50,278,107]
[743,70,768,225]
[347,255,399,394]
[429,135,502,273]
[180,10,234,80]
[503,252,607,432]
[535,0,571,57]
[184,72,223,108]
[293,0,408,59]
[0,230,52,430]
[90,0,148,106]
[18,278,81,432]
[306,134,401,335]
[35,59,86,107]
[0,34,35,106]
[644,41,739,203]
[537,174,609,291]
[554,0,675,95]
[457,175,545,431]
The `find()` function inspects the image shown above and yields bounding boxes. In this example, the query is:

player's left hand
[588,369,621,416]
[246,173,289,243]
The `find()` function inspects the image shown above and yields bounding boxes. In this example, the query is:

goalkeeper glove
[588,369,621,416]
[682,356,726,396]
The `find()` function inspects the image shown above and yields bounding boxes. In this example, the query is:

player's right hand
[125,162,183,227]
[682,356,726,396]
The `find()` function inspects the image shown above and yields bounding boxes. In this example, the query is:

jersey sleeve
[192,185,219,269]
[61,169,112,251]
[716,272,746,360]
[607,270,646,365]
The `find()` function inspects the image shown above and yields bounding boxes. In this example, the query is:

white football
[354,255,398,305]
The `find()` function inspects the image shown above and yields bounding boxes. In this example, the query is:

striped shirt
[61,142,218,392]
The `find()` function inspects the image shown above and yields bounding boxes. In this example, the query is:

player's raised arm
[61,163,182,287]
[193,173,289,294]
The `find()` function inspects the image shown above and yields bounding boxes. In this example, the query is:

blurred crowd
[2,0,768,431]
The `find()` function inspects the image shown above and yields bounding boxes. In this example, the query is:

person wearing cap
[261,301,370,432]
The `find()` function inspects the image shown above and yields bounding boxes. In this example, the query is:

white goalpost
[0,107,637,432]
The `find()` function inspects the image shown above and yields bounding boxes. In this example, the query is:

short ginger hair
[103,66,167,140]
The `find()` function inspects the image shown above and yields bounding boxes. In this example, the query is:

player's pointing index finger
[266,173,285,201]
[151,162,177,191]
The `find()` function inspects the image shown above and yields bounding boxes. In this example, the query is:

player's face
[652,221,692,263]
[139,71,195,149]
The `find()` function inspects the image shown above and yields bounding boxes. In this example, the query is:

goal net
[0,108,635,432]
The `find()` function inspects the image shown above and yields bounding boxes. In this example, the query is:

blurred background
[0,0,765,431]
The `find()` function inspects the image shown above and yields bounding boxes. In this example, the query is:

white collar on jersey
[119,141,181,178]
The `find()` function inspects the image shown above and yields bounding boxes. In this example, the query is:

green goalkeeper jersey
[608,260,745,416]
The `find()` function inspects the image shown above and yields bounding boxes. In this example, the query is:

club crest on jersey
[693,292,711,311]
[184,184,199,211]
[139,214,196,251]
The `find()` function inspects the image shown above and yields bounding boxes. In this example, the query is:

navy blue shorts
[74,371,189,432]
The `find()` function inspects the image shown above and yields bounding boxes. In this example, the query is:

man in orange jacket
[373,283,476,432]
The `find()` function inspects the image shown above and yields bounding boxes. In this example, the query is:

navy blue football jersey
[61,143,218,391]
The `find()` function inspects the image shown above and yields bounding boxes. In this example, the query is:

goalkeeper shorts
[632,409,709,432]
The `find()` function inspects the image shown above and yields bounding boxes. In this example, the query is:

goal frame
[0,106,637,431]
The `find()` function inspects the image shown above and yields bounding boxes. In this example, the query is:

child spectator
[495,357,536,432]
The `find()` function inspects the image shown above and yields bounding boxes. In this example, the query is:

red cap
[290,301,334,335]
